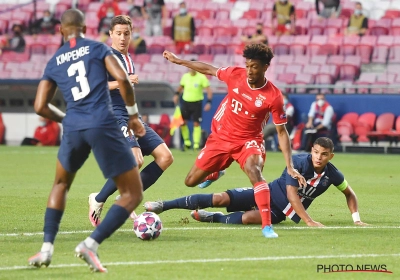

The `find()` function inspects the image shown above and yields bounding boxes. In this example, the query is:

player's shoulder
[265,79,283,96]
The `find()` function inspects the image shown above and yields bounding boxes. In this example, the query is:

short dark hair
[243,43,274,65]
[110,15,132,31]
[61,9,85,27]
[313,137,334,152]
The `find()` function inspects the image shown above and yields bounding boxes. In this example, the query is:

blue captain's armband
[336,179,348,192]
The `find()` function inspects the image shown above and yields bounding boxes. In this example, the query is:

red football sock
[253,181,271,228]
[202,171,219,182]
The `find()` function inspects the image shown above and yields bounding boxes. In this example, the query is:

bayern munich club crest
[255,98,263,107]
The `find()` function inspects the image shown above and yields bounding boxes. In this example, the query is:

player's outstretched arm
[342,185,369,226]
[163,50,219,77]
[276,125,306,187]
[287,185,324,227]
[34,80,65,123]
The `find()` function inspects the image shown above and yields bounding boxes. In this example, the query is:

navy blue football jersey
[270,154,346,223]
[42,37,116,131]
[108,48,136,118]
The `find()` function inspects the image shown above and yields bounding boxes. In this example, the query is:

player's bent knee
[212,192,230,207]
[241,211,261,225]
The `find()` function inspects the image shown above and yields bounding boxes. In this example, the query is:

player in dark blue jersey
[145,137,368,227]
[28,9,146,273]
[87,15,174,227]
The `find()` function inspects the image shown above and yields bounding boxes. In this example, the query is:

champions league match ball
[133,212,163,240]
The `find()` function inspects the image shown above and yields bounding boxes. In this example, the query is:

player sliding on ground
[145,138,369,227]
[163,44,306,238]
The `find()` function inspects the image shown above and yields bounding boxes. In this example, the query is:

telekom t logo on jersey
[231,98,243,114]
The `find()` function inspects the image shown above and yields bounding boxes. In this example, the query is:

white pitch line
[1,226,399,237]
[1,253,399,271]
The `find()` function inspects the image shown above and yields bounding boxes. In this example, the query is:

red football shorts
[195,133,266,172]
[277,24,289,34]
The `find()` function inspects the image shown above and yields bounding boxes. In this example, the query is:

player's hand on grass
[306,220,325,227]
[288,167,306,187]
[354,221,370,226]
[163,51,180,64]
[129,74,139,84]
[128,115,146,138]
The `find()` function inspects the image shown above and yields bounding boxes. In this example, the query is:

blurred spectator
[272,0,296,35]
[344,2,368,36]
[241,22,268,45]
[316,0,341,19]
[171,2,195,54]
[21,117,60,146]
[142,0,166,36]
[0,24,25,54]
[128,0,144,20]
[299,93,335,152]
[130,26,147,54]
[30,10,60,35]
[97,0,121,21]
[263,93,295,149]
[98,7,115,42]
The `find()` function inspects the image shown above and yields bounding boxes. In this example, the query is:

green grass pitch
[0,146,399,279]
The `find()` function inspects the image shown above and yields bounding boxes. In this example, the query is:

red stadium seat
[271,64,286,75]
[358,112,377,130]
[338,112,359,128]
[296,1,312,19]
[371,35,394,64]
[242,10,261,20]
[290,35,310,55]
[367,113,395,143]
[388,36,400,63]
[340,35,360,56]
[369,18,391,36]
[303,64,320,77]
[274,35,293,55]
[277,55,294,65]
[372,73,397,94]
[320,35,342,55]
[294,73,314,93]
[307,35,327,56]
[308,18,326,35]
[386,116,400,144]
[340,1,354,19]
[333,80,353,94]
[292,55,309,66]
[327,55,345,67]
[310,55,328,66]
[324,18,343,36]
[390,18,400,36]
[339,55,361,81]
[354,73,377,94]
[337,122,353,142]
[285,64,303,75]
[356,36,377,64]
[295,18,309,35]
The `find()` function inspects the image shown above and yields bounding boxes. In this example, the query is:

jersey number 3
[68,60,90,101]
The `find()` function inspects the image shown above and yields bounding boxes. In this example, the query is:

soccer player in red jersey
[163,43,306,238]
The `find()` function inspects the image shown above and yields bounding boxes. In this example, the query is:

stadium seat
[134,54,151,64]
[308,18,326,35]
[274,35,293,55]
[320,35,342,55]
[295,1,312,19]
[302,64,320,77]
[292,55,309,66]
[341,36,360,56]
[285,64,303,76]
[354,73,377,94]
[294,73,314,93]
[339,55,361,81]
[310,55,328,66]
[307,35,327,56]
[369,18,391,36]
[371,35,394,64]
[356,36,377,64]
[242,10,261,20]
[325,18,343,36]
[358,112,377,130]
[367,113,395,144]
[390,18,400,36]
[372,73,398,94]
[338,112,359,128]
[386,116,400,145]
[337,121,353,143]
[277,55,294,65]
[340,1,354,18]
[333,80,354,94]
[295,18,309,35]
[271,64,286,75]
[289,35,310,55]
[327,55,345,67]
[388,36,400,63]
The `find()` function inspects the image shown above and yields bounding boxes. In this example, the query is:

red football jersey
[212,67,287,141]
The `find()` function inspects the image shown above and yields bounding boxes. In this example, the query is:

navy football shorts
[117,118,164,156]
[58,126,137,178]
[226,187,287,224]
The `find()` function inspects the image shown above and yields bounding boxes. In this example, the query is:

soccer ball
[133,212,163,240]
